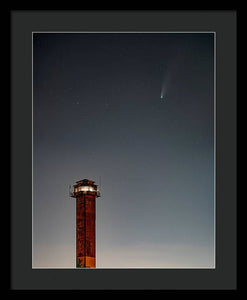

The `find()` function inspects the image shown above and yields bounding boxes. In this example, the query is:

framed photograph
[11,10,237,290]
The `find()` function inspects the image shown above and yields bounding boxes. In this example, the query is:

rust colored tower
[70,179,100,268]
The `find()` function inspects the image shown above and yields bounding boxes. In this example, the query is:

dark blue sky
[33,33,215,268]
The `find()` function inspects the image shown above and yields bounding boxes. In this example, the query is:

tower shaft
[76,194,96,268]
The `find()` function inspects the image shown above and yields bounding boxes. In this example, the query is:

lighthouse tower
[70,179,100,268]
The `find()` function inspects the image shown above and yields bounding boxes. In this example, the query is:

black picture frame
[10,10,237,290]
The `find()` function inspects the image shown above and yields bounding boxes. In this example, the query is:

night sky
[33,33,215,268]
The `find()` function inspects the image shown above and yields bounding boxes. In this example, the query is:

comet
[160,82,166,100]
[160,51,180,101]
[160,69,168,101]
